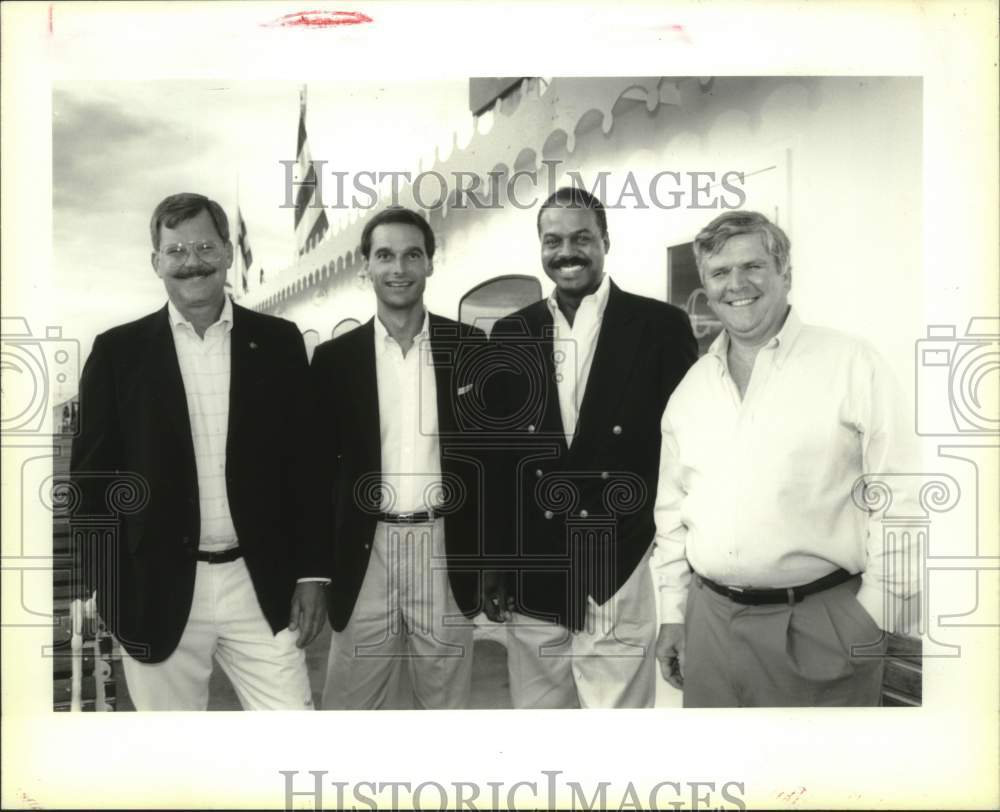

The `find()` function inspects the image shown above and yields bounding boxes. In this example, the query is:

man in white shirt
[312,206,486,709]
[484,188,697,708]
[71,193,328,710]
[653,210,919,706]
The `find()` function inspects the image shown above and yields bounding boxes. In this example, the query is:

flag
[259,266,265,285]
[236,206,253,293]
[294,85,329,256]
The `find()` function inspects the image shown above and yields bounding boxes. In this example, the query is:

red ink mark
[48,4,53,34]
[775,787,808,807]
[653,23,692,44]
[262,10,373,29]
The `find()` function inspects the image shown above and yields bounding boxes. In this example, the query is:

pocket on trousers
[785,595,855,682]
[823,585,885,661]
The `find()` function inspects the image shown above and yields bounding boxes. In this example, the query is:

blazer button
[612,425,622,435]
[601,471,609,480]
[543,510,554,520]
[527,424,536,433]
[363,543,371,550]
[580,509,589,519]
[535,469,544,478]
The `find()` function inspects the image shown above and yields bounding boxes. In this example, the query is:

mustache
[549,256,591,270]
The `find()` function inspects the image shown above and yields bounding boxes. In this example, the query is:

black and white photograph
[2,2,997,810]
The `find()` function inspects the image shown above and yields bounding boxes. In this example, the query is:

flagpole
[297,84,307,264]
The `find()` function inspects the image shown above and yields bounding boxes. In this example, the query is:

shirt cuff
[855,581,886,631]
[296,577,331,585]
[656,585,689,626]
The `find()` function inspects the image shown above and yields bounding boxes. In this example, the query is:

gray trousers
[683,574,886,707]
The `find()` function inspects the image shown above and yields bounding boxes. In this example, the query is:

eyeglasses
[158,240,226,265]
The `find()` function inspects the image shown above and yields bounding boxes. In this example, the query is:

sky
[52,79,472,394]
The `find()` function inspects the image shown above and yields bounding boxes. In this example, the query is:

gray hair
[692,210,790,275]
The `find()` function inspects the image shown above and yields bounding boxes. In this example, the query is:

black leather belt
[196,547,242,564]
[376,511,436,524]
[699,568,854,606]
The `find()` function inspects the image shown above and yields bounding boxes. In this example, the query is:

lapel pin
[249,341,258,349]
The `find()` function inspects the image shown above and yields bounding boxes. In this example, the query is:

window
[459,275,543,336]
[667,242,721,356]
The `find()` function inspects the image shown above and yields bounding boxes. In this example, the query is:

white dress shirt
[168,298,238,553]
[547,273,611,447]
[374,311,442,513]
[651,308,920,631]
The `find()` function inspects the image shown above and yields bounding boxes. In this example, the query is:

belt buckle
[397,512,413,523]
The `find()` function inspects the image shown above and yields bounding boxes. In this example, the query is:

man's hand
[655,622,686,689]
[482,571,515,623]
[288,582,327,648]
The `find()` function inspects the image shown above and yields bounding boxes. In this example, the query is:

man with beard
[652,210,918,706]
[71,192,327,710]
[483,187,698,708]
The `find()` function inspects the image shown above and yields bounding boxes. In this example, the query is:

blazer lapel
[228,304,256,439]
[540,313,569,449]
[521,302,570,454]
[429,314,458,436]
[569,281,642,457]
[149,305,193,444]
[350,319,381,465]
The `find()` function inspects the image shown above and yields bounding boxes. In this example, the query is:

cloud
[53,89,203,214]
[52,85,236,317]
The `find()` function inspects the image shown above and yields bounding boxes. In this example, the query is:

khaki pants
[683,574,887,707]
[506,552,657,709]
[121,558,313,711]
[322,519,474,710]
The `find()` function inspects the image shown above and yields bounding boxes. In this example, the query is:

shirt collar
[546,273,612,322]
[768,306,802,367]
[167,296,233,335]
[707,305,800,375]
[374,309,430,348]
[706,327,730,374]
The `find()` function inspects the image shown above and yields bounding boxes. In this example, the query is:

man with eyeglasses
[71,192,329,710]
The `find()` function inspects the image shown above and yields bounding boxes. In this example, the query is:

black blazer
[310,314,487,632]
[486,280,697,630]
[70,303,327,663]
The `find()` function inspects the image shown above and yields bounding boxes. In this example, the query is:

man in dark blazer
[311,206,485,710]
[71,192,328,710]
[484,187,698,708]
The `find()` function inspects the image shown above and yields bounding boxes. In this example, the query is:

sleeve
[660,305,699,404]
[282,325,333,580]
[69,334,121,597]
[853,346,922,633]
[480,317,524,571]
[650,403,693,625]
